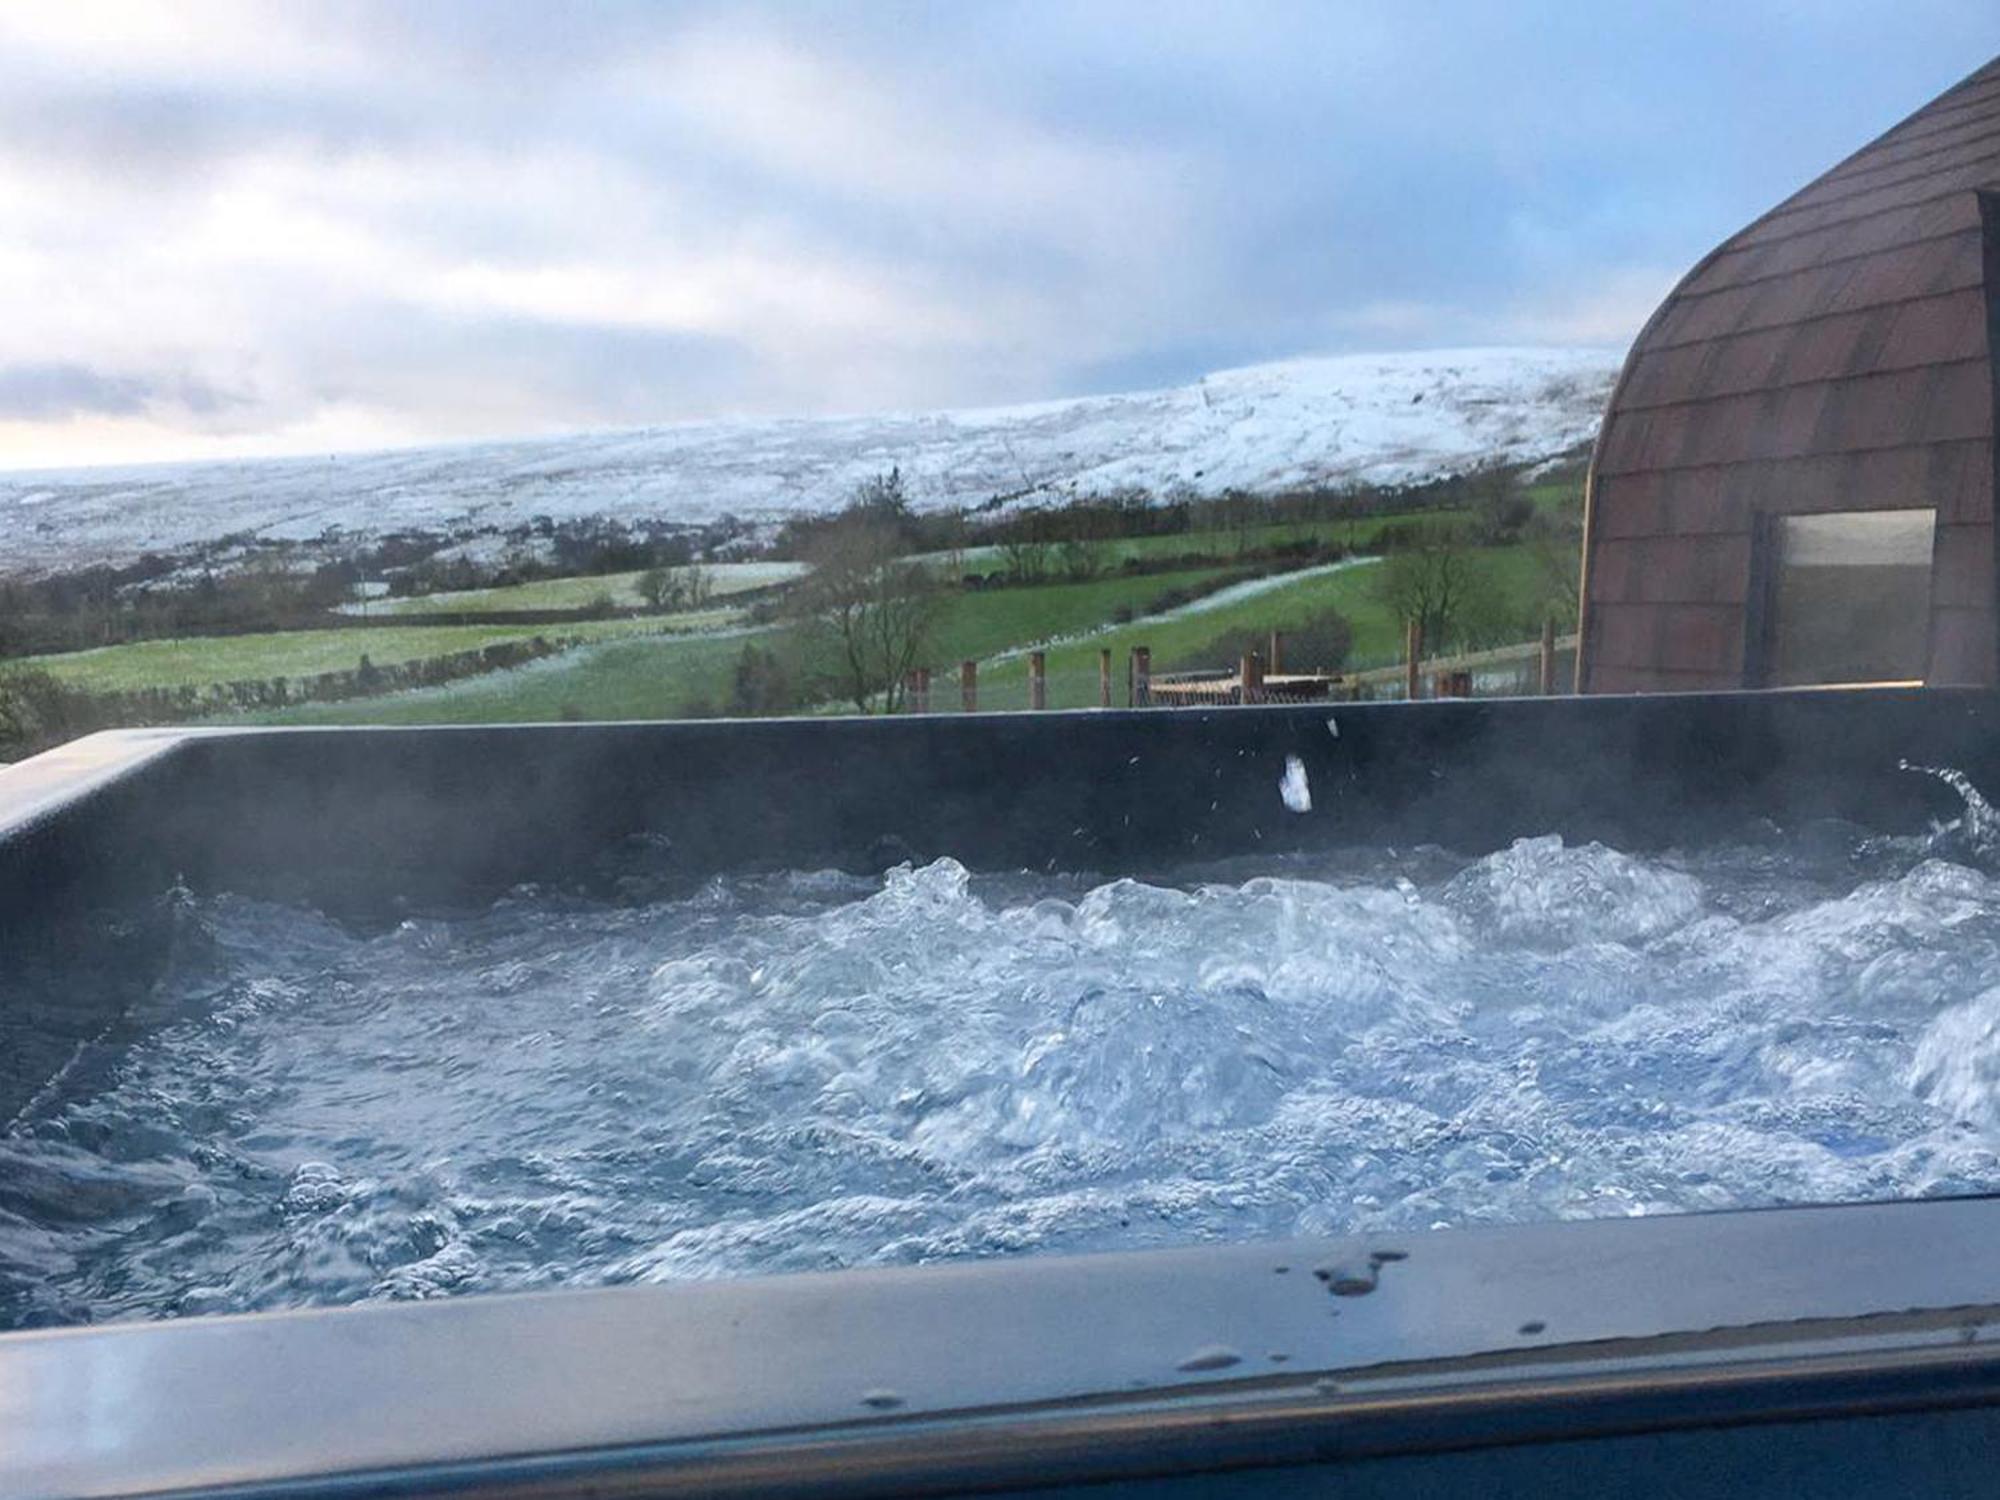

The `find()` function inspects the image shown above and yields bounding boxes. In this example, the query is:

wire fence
[894,630,1579,713]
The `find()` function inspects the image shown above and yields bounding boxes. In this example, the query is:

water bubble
[279,1162,348,1217]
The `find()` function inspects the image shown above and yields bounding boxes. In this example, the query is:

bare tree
[998,534,1052,584]
[1370,523,1494,655]
[1057,537,1105,581]
[790,508,943,713]
[636,566,675,609]
[1470,468,1534,544]
[997,507,1059,584]
[637,563,714,611]
[681,562,713,609]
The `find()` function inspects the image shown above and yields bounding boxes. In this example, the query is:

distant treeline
[768,461,1571,565]
[380,515,747,598]
[0,515,740,658]
[0,555,354,657]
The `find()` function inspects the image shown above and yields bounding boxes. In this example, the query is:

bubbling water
[8,805,2000,1328]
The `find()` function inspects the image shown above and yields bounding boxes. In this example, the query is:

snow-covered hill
[0,346,1620,573]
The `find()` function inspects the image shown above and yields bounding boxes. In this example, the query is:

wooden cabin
[1577,57,2000,692]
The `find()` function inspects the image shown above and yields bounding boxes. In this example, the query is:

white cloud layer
[0,1,1991,470]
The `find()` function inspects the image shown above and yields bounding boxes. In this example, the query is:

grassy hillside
[972,545,1561,710]
[920,516,1429,576]
[972,563,1391,711]
[247,630,762,725]
[15,455,1583,731]
[23,615,703,694]
[249,566,1242,725]
[242,531,1574,724]
[917,477,1579,576]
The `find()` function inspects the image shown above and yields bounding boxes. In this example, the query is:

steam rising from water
[8,788,2000,1327]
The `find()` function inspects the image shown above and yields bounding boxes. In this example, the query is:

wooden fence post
[1240,650,1264,705]
[1269,630,1285,676]
[1132,646,1152,707]
[1404,619,1423,701]
[1539,617,1557,696]
[960,659,978,713]
[1098,648,1112,708]
[1029,651,1047,710]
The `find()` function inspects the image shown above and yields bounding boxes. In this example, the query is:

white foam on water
[8,813,2000,1327]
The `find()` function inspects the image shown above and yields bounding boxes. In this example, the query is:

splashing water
[1279,756,1312,813]
[9,809,2000,1328]
[1900,759,2000,861]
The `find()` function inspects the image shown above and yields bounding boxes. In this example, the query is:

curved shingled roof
[1578,56,2000,692]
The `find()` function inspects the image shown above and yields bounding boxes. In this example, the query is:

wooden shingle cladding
[1578,57,2000,692]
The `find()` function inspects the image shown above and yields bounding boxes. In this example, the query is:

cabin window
[1763,508,1936,686]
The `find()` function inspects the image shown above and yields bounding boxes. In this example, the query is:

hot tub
[5,691,2000,1497]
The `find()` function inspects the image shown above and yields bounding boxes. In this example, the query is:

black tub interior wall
[44,690,2000,904]
[5,688,2000,1120]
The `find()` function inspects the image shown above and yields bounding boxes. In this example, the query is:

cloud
[1496,267,1688,348]
[0,363,243,422]
[0,364,154,420]
[0,2,1993,470]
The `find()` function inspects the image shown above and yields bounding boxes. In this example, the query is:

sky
[0,1,1995,472]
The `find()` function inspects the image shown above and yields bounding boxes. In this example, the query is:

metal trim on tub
[148,1338,2000,1500]
[5,1196,2000,1499]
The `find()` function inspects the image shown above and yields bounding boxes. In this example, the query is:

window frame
[1744,505,1939,689]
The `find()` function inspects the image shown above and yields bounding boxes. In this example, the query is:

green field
[246,629,764,725]
[920,567,1237,663]
[345,560,808,616]
[920,483,1580,579]
[971,562,1391,711]
[971,545,1563,710]
[20,465,1582,727]
[1523,476,1584,514]
[921,518,1413,575]
[242,541,1572,724]
[251,566,1242,725]
[24,615,702,694]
